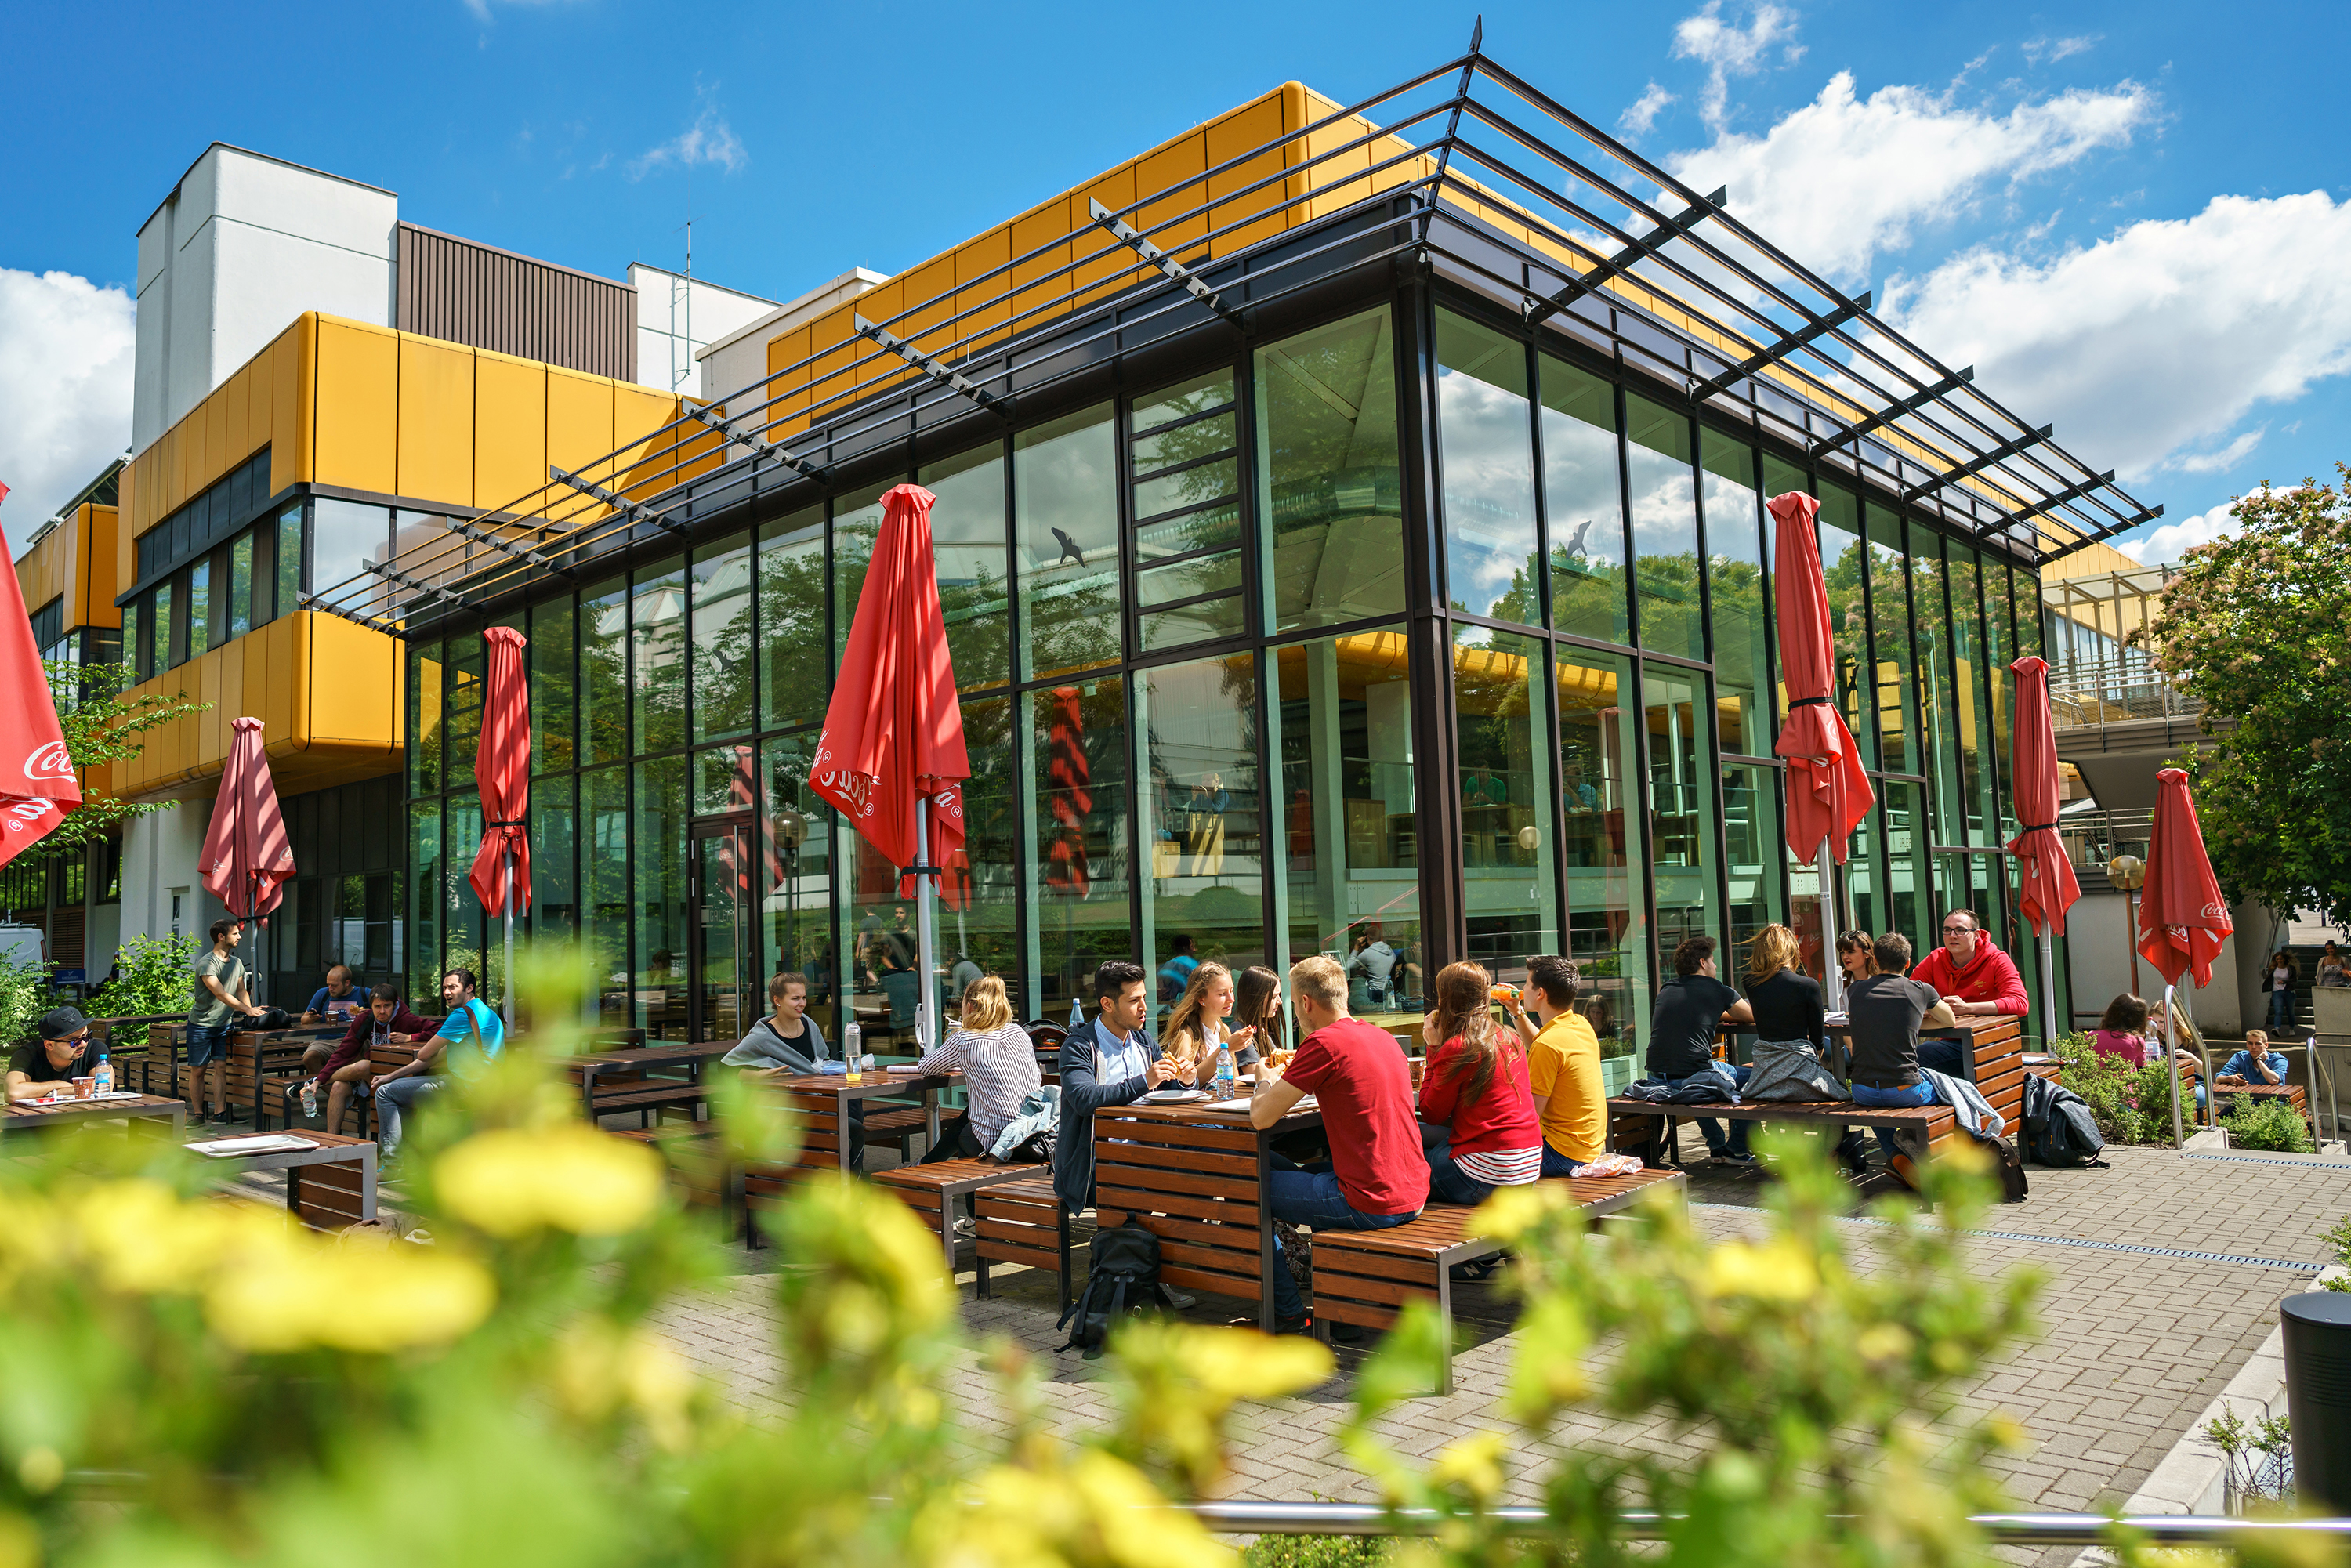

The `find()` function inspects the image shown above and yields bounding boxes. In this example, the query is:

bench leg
[1434,1268,1455,1399]
[1057,1205,1073,1313]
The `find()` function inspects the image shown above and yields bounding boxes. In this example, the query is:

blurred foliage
[85,932,202,1022]
[0,951,52,1047]
[2053,1030,2178,1144]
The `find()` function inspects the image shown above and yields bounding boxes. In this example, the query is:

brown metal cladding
[394,223,636,381]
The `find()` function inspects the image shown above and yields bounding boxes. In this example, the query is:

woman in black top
[1745,924,1867,1177]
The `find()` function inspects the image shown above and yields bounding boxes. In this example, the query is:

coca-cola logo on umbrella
[24,742,71,782]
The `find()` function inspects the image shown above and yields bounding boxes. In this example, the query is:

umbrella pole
[915,807,937,1055]
[2164,982,2185,1149]
[1817,843,1843,1012]
[502,850,516,1031]
[2039,926,2058,1048]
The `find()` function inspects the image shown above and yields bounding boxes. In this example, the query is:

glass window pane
[1864,504,1919,777]
[1015,407,1118,680]
[921,445,1011,691]
[121,600,143,684]
[1625,396,1703,661]
[1882,779,1925,944]
[1138,551,1243,608]
[1947,542,1994,845]
[1138,653,1265,1032]
[1136,459,1237,521]
[1817,484,1874,767]
[1846,805,1882,940]
[1256,306,1404,634]
[409,638,444,796]
[530,596,576,774]
[310,498,389,617]
[828,483,894,668]
[275,502,303,620]
[1722,759,1787,983]
[1986,557,2019,840]
[1132,370,1234,440]
[633,755,688,1038]
[632,558,687,756]
[756,505,827,731]
[690,531,755,741]
[759,734,838,1036]
[1541,356,1630,646]
[1701,430,1766,753]
[1914,536,1965,847]
[227,534,252,640]
[581,575,629,766]
[249,520,273,629]
[408,800,441,999]
[1271,628,1421,1040]
[186,561,211,659]
[1435,310,1538,628]
[955,693,1023,1011]
[445,632,483,792]
[1136,505,1242,563]
[1556,648,1646,1047]
[1453,630,1557,993]
[531,772,578,942]
[1027,676,1129,1023]
[1140,594,1245,654]
[1645,664,1722,956]
[581,766,631,1027]
[152,582,175,672]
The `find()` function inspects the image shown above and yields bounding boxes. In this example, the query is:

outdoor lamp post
[2107,853,2145,998]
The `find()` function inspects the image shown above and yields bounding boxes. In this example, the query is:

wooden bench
[973,1176,1072,1308]
[872,1157,1046,1273]
[1607,1095,1962,1169]
[1310,1168,1688,1395]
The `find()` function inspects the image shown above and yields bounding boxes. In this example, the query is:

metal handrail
[1180,1502,2351,1543]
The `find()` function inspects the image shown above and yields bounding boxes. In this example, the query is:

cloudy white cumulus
[0,269,133,550]
[1672,2,1805,131]
[628,102,747,180]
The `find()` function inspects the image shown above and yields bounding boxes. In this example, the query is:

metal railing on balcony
[2049,656,2204,729]
[2057,803,2154,872]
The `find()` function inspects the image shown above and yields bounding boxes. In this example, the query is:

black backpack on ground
[1980,1131,2031,1201]
[2022,1074,2109,1168]
[1055,1218,1172,1357]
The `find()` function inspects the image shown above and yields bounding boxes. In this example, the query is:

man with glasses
[6,1007,98,1103]
[1911,910,2030,1019]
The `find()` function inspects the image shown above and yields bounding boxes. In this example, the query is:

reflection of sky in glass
[1624,403,1696,557]
[923,449,1005,591]
[1541,406,1621,567]
[1436,321,1537,623]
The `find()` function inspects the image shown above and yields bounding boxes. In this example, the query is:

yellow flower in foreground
[939,1450,1230,1568]
[552,1316,701,1450]
[207,1226,494,1353]
[1698,1237,1819,1302]
[436,1124,663,1238]
[1469,1182,1562,1245]
[72,1181,242,1294]
[1427,1430,1509,1503]
[1172,1324,1334,1403]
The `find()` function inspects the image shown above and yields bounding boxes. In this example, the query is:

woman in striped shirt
[917,975,1044,1162]
[1417,961,1543,1203]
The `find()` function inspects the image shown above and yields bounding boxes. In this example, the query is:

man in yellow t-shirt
[1514,954,1605,1174]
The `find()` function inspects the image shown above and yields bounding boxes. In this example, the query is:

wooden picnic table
[1091,1095,1326,1334]
[187,1129,379,1227]
[571,1040,735,1123]
[2,1092,187,1142]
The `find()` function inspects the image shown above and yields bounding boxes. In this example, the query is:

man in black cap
[7,1008,96,1103]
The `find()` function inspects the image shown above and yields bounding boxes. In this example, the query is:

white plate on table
[187,1133,321,1157]
[1143,1088,1208,1104]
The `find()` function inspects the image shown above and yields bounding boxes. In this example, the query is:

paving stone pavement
[640,1143,2346,1528]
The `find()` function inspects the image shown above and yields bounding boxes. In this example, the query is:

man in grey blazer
[1052,958,1180,1214]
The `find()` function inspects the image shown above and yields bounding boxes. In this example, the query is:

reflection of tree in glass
[1259,311,1404,626]
[756,548,829,730]
[1824,535,1871,735]
[1636,549,1702,654]
[580,592,629,762]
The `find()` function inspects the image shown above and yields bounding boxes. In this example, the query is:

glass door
[689,819,753,1045]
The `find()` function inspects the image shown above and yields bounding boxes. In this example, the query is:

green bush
[0,951,51,1045]
[2051,1031,2173,1143]
[2221,1092,2315,1153]
[85,931,200,1019]
[1241,1537,1393,1568]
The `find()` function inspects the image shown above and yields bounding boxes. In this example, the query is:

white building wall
[628,264,776,399]
[132,145,397,454]
[695,267,891,422]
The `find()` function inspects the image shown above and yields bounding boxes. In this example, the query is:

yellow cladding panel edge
[473,350,549,514]
[396,335,479,509]
[312,318,400,495]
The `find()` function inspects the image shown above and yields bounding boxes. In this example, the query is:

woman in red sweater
[1418,961,1543,1204]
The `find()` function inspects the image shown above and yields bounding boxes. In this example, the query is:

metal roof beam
[1525,186,1724,328]
[361,559,469,610]
[549,464,686,536]
[1088,198,1241,326]
[299,592,400,635]
[2041,502,2167,563]
[1689,293,1870,405]
[2006,469,2118,527]
[854,314,1006,416]
[682,401,826,483]
[1902,424,2054,502]
[1809,368,1974,458]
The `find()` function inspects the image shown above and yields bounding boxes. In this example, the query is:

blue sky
[5,0,2349,557]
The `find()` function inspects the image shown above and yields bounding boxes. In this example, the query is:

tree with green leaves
[27,658,208,865]
[2138,471,2351,930]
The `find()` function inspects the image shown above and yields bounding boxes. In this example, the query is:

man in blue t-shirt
[371,968,506,1159]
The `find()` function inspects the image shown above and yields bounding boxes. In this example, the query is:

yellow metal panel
[1136,135,1209,258]
[545,368,614,531]
[955,227,1014,360]
[473,351,549,514]
[897,255,958,358]
[395,335,478,509]
[245,340,271,466]
[197,391,225,498]
[312,317,400,495]
[1008,202,1073,339]
[161,426,184,519]
[83,505,121,628]
[220,365,250,475]
[1067,168,1139,310]
[759,324,813,441]
[609,386,686,503]
[1206,90,1295,252]
[272,320,310,491]
[847,280,911,401]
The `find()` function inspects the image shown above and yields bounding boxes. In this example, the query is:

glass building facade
[403,288,2063,1054]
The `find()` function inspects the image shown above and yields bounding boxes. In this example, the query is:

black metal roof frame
[324,38,2161,639]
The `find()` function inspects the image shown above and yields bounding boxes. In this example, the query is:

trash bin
[2282,1290,2351,1509]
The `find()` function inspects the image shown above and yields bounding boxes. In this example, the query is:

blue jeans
[374,1074,449,1157]
[1266,1158,1415,1320]
[187,1020,232,1066]
[1667,1067,1750,1157]
[1539,1143,1588,1178]
[2269,989,2293,1029]
[1419,1123,1496,1208]
[1852,1078,1936,1159]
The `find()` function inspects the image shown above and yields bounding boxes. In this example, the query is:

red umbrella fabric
[199,718,294,918]
[0,486,81,869]
[1044,686,1091,899]
[1766,491,1875,863]
[2139,766,2233,988]
[466,627,533,914]
[2006,655,2081,936]
[809,484,969,911]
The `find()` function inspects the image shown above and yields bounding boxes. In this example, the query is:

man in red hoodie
[1911,909,2029,1019]
[304,983,440,1135]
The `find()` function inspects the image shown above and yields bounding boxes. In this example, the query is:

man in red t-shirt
[1911,908,2030,1018]
[1250,953,1428,1334]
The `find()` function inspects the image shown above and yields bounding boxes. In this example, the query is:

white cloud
[1878,190,2351,481]
[2120,498,2241,563]
[627,102,747,180]
[1667,71,2154,285]
[0,270,133,550]
[461,0,581,24]
[1620,81,1677,138]
[2162,427,2263,476]
[1672,2,1805,131]
[2025,34,2101,64]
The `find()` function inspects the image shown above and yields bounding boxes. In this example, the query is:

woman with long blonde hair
[1416,960,1541,1203]
[1161,960,1262,1089]
[915,972,1044,1163]
[1744,923,1866,1176]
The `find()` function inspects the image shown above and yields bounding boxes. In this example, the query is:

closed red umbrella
[2007,654,2080,1047]
[809,484,969,1048]
[0,487,81,868]
[200,718,294,920]
[466,627,531,1022]
[1767,494,1874,1001]
[2139,766,2231,989]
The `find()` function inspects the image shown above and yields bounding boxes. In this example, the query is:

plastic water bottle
[92,1052,112,1096]
[842,1020,862,1083]
[1212,1045,1236,1099]
[1067,997,1084,1030]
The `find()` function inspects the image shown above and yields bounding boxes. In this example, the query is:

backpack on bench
[2022,1074,2109,1168]
[1056,1218,1172,1357]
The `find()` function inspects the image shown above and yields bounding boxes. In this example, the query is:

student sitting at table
[2216,1030,2289,1090]
[1417,961,1542,1203]
[2092,994,2154,1068]
[727,971,863,1171]
[1645,935,1757,1165]
[1249,954,1428,1337]
[1052,960,1181,1215]
[1162,961,1262,1092]
[1509,954,1605,1176]
[306,983,440,1135]
[7,1007,96,1103]
[1846,933,1958,1171]
[368,969,504,1163]
[917,975,1044,1164]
